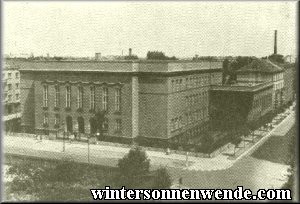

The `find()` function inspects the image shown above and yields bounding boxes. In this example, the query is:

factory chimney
[274,30,277,55]
[129,48,132,57]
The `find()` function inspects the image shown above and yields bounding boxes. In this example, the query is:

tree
[117,146,150,187]
[152,167,172,189]
[282,127,296,200]
[124,55,139,60]
[146,51,178,60]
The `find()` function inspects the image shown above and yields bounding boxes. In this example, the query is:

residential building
[2,62,21,132]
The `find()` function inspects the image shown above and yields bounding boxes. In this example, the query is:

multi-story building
[210,81,273,129]
[8,59,222,144]
[281,63,296,105]
[236,58,284,109]
[2,62,21,132]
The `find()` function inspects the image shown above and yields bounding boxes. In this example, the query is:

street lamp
[62,121,65,152]
[87,133,90,163]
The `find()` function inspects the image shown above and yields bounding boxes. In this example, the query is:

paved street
[4,108,295,191]
[4,109,295,172]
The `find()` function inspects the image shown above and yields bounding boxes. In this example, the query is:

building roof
[237,59,283,73]
[210,81,273,93]
[6,59,223,74]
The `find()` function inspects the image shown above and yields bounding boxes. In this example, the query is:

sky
[3,1,298,58]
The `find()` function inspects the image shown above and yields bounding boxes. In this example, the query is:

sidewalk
[4,109,295,172]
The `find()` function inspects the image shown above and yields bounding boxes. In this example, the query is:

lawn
[3,153,157,201]
[251,124,295,165]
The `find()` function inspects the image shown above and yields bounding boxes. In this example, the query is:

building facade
[210,81,274,130]
[236,59,284,109]
[2,62,21,132]
[10,59,222,143]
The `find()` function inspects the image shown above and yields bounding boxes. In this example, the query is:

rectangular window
[8,73,11,78]
[103,87,108,111]
[16,83,19,89]
[103,118,108,132]
[8,84,12,91]
[66,86,71,108]
[15,72,19,79]
[90,86,95,110]
[43,113,49,124]
[43,85,48,107]
[116,119,122,132]
[55,114,60,126]
[115,88,121,112]
[171,80,175,91]
[77,86,84,109]
[55,85,60,107]
[179,79,182,91]
[16,93,19,101]
[185,78,189,89]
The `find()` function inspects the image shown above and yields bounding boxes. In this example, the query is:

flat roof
[237,59,283,73]
[6,59,223,74]
[210,81,273,92]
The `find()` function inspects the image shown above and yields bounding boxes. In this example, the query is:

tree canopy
[146,51,178,60]
[117,146,150,187]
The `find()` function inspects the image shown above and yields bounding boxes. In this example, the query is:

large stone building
[210,81,273,130]
[8,59,223,144]
[2,62,21,132]
[236,58,284,109]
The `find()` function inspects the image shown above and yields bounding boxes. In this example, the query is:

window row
[43,85,121,112]
[186,91,208,107]
[3,72,19,79]
[42,113,122,133]
[5,93,19,102]
[171,75,211,92]
[170,107,209,132]
[5,83,19,91]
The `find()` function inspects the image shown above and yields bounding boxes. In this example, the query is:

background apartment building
[2,62,21,132]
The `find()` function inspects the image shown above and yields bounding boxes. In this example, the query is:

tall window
[43,85,48,107]
[103,118,108,132]
[54,114,60,126]
[115,88,121,112]
[55,85,60,107]
[66,86,71,108]
[90,86,95,110]
[15,72,19,79]
[116,119,122,132]
[77,86,84,109]
[43,113,49,124]
[103,87,108,111]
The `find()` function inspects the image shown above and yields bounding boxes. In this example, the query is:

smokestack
[274,30,277,55]
[95,52,101,61]
[129,48,132,57]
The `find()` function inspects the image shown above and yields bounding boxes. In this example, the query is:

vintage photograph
[2,1,298,202]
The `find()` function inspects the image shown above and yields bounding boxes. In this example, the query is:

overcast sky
[3,1,297,58]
